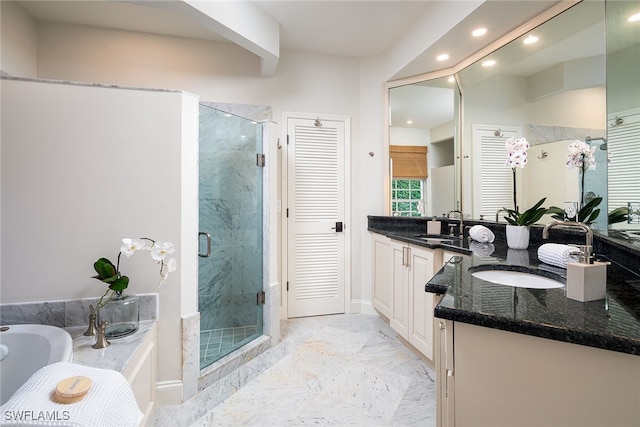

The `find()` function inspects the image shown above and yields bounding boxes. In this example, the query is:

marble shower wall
[198,105,263,331]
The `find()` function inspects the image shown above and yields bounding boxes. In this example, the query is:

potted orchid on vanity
[93,237,177,338]
[502,137,548,249]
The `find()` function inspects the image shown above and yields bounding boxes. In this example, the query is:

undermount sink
[413,234,460,244]
[469,266,565,289]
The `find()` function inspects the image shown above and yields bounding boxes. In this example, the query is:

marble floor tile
[184,314,436,427]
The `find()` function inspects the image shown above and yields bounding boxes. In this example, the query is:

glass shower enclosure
[198,104,264,369]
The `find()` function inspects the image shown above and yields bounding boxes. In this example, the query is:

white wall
[0,1,38,77]
[1,79,198,397]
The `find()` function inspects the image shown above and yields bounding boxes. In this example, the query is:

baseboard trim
[349,299,376,315]
[155,380,183,405]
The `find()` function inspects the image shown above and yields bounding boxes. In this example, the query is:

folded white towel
[469,241,495,257]
[469,225,495,243]
[537,243,580,269]
[0,362,143,427]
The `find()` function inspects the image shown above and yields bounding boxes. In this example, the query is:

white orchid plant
[566,139,596,207]
[93,238,177,308]
[505,137,530,212]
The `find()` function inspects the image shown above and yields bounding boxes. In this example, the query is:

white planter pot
[506,225,530,250]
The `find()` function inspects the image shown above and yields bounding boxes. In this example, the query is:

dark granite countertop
[368,217,640,356]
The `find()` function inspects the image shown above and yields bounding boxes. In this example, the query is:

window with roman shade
[390,145,428,179]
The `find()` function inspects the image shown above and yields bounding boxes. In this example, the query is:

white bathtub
[0,324,73,404]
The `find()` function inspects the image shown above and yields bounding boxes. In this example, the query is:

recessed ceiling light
[523,34,539,45]
[482,59,496,68]
[448,76,455,83]
[406,120,414,125]
[436,54,450,61]
[629,12,640,22]
[472,28,487,37]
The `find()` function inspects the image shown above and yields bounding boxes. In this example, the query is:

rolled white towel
[469,225,495,243]
[469,241,495,257]
[537,243,580,269]
[0,361,143,426]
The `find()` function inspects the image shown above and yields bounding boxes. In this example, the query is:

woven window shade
[390,145,428,179]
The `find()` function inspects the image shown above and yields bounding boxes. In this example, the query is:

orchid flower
[566,140,596,170]
[505,137,530,169]
[94,237,177,306]
[120,238,147,257]
[160,258,178,284]
[150,241,175,262]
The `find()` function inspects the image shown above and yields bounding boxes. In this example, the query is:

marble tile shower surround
[199,102,272,124]
[198,104,264,331]
[526,124,605,147]
[154,314,436,427]
[0,294,157,327]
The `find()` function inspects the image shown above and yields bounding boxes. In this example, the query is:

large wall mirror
[387,76,460,217]
[605,0,640,244]
[385,0,640,249]
[459,0,607,230]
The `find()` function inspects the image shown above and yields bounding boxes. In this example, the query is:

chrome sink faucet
[495,208,509,222]
[542,221,593,264]
[446,209,464,238]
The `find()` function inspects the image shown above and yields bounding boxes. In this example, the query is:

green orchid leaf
[93,258,117,281]
[108,275,129,292]
[547,206,564,222]
[583,208,600,225]
[608,207,628,224]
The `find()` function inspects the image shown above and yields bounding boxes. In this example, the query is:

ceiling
[15,0,563,78]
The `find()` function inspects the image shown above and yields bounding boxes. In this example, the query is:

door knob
[331,222,344,232]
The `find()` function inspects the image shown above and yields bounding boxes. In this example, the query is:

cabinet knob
[439,321,445,332]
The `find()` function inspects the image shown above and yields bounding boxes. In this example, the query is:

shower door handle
[199,232,211,258]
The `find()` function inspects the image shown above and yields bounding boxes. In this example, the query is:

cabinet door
[390,240,409,339]
[408,245,436,360]
[436,318,455,427]
[371,233,393,319]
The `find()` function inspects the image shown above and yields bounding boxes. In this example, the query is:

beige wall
[1,79,198,399]
[0,1,38,77]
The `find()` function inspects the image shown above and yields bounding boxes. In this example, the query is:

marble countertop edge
[65,320,155,373]
[434,303,640,356]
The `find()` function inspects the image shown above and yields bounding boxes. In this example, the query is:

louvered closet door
[472,125,520,219]
[287,116,346,318]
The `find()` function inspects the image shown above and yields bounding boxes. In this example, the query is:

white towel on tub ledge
[0,361,143,427]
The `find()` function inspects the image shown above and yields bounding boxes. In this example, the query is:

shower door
[198,105,264,369]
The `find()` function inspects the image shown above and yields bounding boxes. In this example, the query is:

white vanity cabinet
[122,322,157,426]
[371,233,393,319]
[436,320,640,427]
[371,232,442,365]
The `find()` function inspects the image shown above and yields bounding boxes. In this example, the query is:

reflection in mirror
[388,76,459,217]
[606,0,640,244]
[457,0,607,230]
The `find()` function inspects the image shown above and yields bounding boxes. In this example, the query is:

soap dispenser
[427,218,441,235]
[566,258,609,302]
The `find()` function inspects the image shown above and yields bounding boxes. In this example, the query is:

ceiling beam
[136,0,280,76]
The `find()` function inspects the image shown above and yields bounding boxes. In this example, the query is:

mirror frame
[383,1,580,216]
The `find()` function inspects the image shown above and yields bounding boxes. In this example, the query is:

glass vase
[98,292,140,339]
